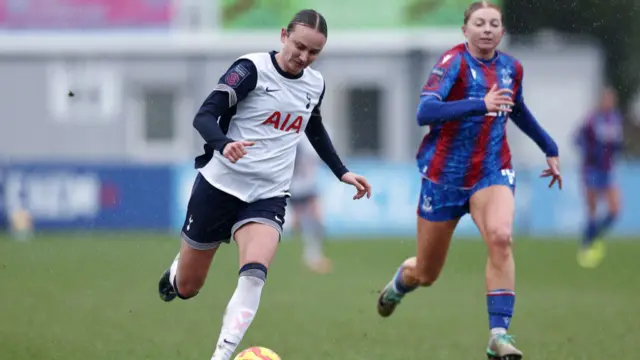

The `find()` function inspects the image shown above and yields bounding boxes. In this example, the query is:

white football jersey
[198,52,325,202]
[289,136,320,198]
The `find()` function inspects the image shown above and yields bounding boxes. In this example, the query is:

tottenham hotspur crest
[305,93,311,109]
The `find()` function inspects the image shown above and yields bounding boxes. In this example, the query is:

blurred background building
[0,0,638,238]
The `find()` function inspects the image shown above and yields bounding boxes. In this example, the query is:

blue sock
[487,289,515,332]
[392,265,417,295]
[582,219,598,247]
[596,213,616,238]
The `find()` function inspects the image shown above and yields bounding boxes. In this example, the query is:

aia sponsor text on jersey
[262,111,304,133]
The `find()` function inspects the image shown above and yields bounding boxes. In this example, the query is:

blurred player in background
[289,136,332,273]
[156,9,371,360]
[376,2,561,359]
[574,86,623,268]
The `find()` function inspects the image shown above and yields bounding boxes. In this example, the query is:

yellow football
[234,346,281,360]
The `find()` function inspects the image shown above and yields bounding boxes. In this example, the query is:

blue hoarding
[177,160,640,239]
[4,160,638,237]
[316,160,640,238]
[304,160,640,238]
[172,160,640,238]
[0,163,173,230]
[173,160,640,238]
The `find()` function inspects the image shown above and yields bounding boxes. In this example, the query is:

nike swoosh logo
[265,87,280,92]
[223,339,237,345]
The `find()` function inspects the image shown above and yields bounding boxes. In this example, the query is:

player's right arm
[193,59,258,163]
[416,53,487,125]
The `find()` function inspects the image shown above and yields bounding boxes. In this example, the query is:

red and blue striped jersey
[575,110,623,171]
[418,43,522,188]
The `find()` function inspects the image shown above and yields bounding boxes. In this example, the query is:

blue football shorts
[180,173,287,250]
[582,167,613,190]
[417,169,516,222]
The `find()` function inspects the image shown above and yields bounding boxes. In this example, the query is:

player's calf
[483,227,517,336]
[158,252,202,301]
[484,224,515,289]
[158,240,217,302]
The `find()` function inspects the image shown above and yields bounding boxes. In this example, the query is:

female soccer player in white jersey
[156,9,372,360]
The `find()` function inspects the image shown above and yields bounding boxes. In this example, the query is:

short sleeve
[212,59,258,107]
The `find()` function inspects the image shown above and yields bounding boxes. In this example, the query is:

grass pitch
[1,233,638,359]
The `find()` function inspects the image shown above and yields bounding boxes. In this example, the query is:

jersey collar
[270,51,304,79]
[464,42,500,66]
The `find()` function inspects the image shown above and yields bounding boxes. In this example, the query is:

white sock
[211,271,266,360]
[168,252,180,288]
[491,327,507,336]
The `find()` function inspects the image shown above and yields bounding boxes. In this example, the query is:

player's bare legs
[470,185,521,360]
[211,223,280,360]
[470,186,515,291]
[377,217,459,317]
[158,240,218,301]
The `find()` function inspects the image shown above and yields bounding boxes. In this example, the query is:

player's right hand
[484,84,514,113]
[222,140,255,163]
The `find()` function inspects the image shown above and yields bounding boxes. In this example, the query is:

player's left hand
[540,156,562,189]
[340,172,372,200]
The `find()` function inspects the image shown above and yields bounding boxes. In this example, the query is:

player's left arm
[509,63,558,158]
[305,84,372,199]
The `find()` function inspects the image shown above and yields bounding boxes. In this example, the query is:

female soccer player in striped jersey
[574,86,623,268]
[376,2,561,359]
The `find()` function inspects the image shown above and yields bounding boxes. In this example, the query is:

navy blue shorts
[180,173,287,250]
[417,169,516,222]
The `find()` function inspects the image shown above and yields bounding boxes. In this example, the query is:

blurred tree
[505,0,640,154]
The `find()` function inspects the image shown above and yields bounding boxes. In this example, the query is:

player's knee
[485,225,513,252]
